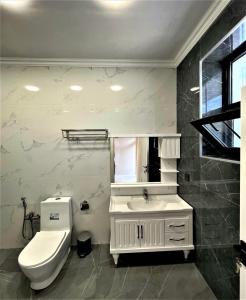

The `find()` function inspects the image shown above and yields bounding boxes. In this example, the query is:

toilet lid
[18,231,66,268]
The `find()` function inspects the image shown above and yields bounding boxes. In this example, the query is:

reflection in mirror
[111,137,160,183]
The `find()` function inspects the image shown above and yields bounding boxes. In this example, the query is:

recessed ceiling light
[70,85,83,91]
[24,85,40,92]
[1,0,30,9]
[97,0,133,10]
[110,85,123,92]
[190,87,200,92]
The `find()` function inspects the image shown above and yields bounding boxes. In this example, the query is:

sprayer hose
[22,205,27,239]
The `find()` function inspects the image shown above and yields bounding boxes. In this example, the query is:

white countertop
[109,194,193,214]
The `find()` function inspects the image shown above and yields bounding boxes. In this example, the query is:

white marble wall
[0,65,176,249]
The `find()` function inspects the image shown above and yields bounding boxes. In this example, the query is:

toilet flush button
[50,213,59,220]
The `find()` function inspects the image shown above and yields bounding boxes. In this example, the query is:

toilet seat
[18,231,67,268]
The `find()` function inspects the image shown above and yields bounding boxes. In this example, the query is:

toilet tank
[40,197,72,231]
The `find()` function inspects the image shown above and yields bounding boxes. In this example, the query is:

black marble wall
[177,1,245,299]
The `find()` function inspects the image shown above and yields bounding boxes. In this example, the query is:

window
[203,119,240,148]
[196,19,246,162]
[191,102,240,161]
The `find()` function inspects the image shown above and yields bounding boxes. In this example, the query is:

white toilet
[18,197,72,290]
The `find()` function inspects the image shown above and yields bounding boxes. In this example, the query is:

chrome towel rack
[61,129,109,141]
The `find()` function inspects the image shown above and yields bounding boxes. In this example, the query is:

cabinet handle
[141,225,143,239]
[169,224,185,228]
[169,238,185,241]
[137,225,140,239]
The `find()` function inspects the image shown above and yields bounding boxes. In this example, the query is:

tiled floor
[0,245,217,300]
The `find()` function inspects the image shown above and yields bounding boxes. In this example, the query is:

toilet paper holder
[80,200,89,210]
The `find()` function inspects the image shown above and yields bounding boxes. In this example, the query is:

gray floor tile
[139,265,174,299]
[0,250,10,266]
[0,271,31,300]
[159,264,217,300]
[33,266,96,300]
[0,246,217,300]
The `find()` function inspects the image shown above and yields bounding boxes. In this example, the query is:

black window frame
[191,102,240,161]
[192,42,245,162]
[221,40,246,106]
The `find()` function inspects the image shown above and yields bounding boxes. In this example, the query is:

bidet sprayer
[21,197,27,209]
[20,197,40,240]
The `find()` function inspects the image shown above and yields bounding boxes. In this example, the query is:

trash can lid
[77,231,92,242]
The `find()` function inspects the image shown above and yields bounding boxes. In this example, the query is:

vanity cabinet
[114,218,165,250]
[110,213,193,265]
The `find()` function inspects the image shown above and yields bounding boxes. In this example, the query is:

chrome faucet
[143,188,149,202]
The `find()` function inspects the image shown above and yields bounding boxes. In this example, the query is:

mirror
[110,137,160,183]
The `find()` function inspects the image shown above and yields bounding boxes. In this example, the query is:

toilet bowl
[18,197,72,290]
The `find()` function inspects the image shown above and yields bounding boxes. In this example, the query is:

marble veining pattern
[0,245,217,300]
[177,0,245,299]
[0,66,176,248]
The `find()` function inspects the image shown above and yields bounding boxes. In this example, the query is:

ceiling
[0,0,230,66]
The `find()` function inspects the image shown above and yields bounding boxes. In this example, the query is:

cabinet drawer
[165,218,188,233]
[165,232,189,247]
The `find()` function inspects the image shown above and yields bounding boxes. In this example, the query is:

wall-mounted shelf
[111,182,179,189]
[159,169,179,173]
[158,136,181,186]
[160,157,180,160]
[61,129,109,141]
[109,133,181,138]
[158,137,180,159]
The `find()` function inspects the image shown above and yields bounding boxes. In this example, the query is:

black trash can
[77,231,92,258]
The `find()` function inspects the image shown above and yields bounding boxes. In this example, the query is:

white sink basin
[109,194,193,213]
[127,197,166,211]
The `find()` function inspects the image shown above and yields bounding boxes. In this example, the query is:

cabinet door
[140,219,165,248]
[115,219,140,249]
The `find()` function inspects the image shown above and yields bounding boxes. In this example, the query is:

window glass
[233,118,241,147]
[232,21,246,49]
[202,63,222,114]
[202,118,240,148]
[232,53,246,103]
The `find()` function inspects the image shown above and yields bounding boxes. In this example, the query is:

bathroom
[0,0,246,299]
